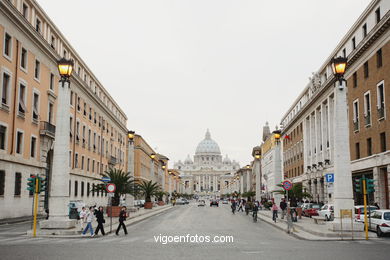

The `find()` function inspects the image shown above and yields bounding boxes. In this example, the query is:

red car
[303,204,321,217]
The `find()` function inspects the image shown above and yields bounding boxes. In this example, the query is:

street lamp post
[40,58,76,232]
[127,130,135,207]
[272,130,283,205]
[253,147,262,202]
[331,57,355,230]
[150,153,156,181]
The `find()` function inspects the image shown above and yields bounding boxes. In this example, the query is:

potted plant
[93,168,138,217]
[138,180,160,209]
[156,191,167,206]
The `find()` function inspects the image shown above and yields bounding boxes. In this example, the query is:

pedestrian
[116,206,128,236]
[94,206,105,236]
[79,206,87,231]
[280,199,287,219]
[231,200,237,214]
[245,201,250,215]
[238,200,244,212]
[82,206,95,237]
[271,202,278,223]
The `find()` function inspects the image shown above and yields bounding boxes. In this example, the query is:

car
[367,210,390,237]
[210,199,219,207]
[318,204,334,221]
[222,200,228,204]
[134,200,145,207]
[176,198,187,205]
[183,199,190,204]
[303,204,321,217]
[198,200,206,207]
[354,205,379,222]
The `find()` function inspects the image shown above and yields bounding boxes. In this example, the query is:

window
[355,142,360,160]
[14,172,21,196]
[87,158,90,172]
[92,160,95,173]
[353,100,359,131]
[364,92,371,126]
[77,97,81,111]
[32,92,39,121]
[83,103,86,116]
[16,131,23,154]
[75,153,79,168]
[74,181,78,196]
[363,61,369,78]
[0,125,6,150]
[69,151,72,167]
[22,3,29,19]
[87,183,90,197]
[3,32,12,58]
[0,170,4,196]
[92,184,95,197]
[367,138,372,156]
[76,121,80,141]
[342,48,346,58]
[377,82,385,119]
[81,182,84,197]
[376,49,382,68]
[81,156,84,170]
[63,50,67,58]
[1,72,10,105]
[380,132,386,153]
[30,136,36,158]
[20,48,27,70]
[352,37,356,50]
[48,103,53,123]
[18,83,26,115]
[50,35,56,49]
[50,73,54,90]
[362,23,367,38]
[35,18,41,33]
[375,7,381,24]
[353,72,357,88]
[70,91,73,106]
[34,60,40,80]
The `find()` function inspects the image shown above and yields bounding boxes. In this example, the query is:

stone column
[197,175,201,192]
[333,80,354,227]
[40,81,76,231]
[208,175,211,191]
[168,177,172,195]
[246,170,251,192]
[255,160,261,201]
[373,167,381,207]
[318,178,324,202]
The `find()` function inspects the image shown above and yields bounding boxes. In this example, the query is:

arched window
[74,181,78,196]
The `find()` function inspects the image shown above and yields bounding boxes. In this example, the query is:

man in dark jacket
[94,206,105,236]
[280,199,287,219]
[116,206,128,235]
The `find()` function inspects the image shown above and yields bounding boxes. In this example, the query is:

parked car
[303,204,321,217]
[198,200,206,207]
[210,199,219,207]
[222,200,228,204]
[367,210,390,237]
[176,198,189,205]
[354,205,379,222]
[318,204,334,221]
[134,200,145,207]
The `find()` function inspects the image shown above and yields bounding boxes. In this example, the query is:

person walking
[231,200,237,214]
[280,199,287,219]
[116,206,128,236]
[94,206,105,236]
[238,200,244,212]
[82,207,95,237]
[272,202,278,223]
[79,207,87,231]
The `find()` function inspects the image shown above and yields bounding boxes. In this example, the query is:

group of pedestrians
[79,206,128,237]
[230,199,260,222]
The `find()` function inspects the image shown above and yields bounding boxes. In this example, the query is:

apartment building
[0,0,127,219]
[280,0,389,205]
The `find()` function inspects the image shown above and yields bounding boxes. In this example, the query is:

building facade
[174,130,239,196]
[0,0,128,219]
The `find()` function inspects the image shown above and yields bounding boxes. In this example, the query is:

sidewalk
[257,210,379,241]
[28,204,173,238]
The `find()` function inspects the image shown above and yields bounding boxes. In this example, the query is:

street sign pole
[110,196,112,233]
[32,177,39,237]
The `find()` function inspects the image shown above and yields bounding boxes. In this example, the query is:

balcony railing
[353,120,359,131]
[364,114,371,126]
[378,106,385,120]
[40,121,56,138]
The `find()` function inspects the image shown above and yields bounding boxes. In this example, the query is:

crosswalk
[0,234,143,245]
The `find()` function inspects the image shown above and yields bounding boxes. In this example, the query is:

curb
[27,206,174,238]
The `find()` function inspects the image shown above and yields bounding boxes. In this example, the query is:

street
[0,203,389,260]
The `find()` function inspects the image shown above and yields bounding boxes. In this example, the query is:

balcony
[40,121,55,139]
[378,106,385,120]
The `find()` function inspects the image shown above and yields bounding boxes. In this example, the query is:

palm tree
[92,168,138,206]
[137,180,161,208]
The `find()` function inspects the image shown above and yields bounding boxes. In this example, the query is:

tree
[137,180,161,203]
[156,191,168,202]
[242,191,256,201]
[274,183,312,203]
[92,168,138,206]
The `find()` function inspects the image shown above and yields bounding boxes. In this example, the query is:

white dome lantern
[195,129,221,155]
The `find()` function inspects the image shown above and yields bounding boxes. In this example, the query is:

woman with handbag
[94,206,106,236]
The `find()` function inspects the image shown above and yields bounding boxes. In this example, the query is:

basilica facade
[174,130,240,196]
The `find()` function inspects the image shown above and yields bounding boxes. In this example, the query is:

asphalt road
[0,202,389,260]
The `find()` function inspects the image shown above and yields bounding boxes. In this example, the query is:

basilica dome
[195,129,221,155]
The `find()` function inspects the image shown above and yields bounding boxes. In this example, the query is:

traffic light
[354,178,361,193]
[366,178,375,194]
[38,176,47,193]
[27,175,36,193]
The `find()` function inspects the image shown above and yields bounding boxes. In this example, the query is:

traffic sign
[102,177,111,182]
[282,180,293,191]
[106,183,116,193]
[325,173,334,183]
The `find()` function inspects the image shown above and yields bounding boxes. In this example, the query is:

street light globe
[162,165,166,170]
[128,130,135,140]
[57,58,74,79]
[332,56,347,77]
[246,165,250,169]
[150,153,156,159]
[255,154,261,159]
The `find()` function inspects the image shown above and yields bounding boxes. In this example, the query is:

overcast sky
[38,0,371,167]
